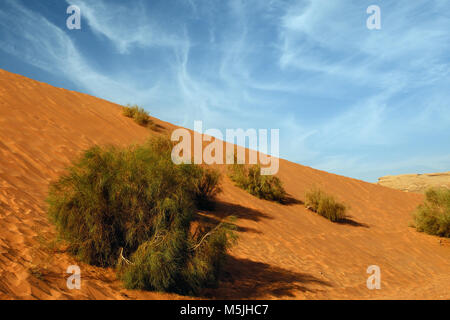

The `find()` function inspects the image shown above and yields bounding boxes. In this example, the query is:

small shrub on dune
[413,188,450,238]
[122,104,152,127]
[229,163,286,203]
[122,105,137,118]
[305,188,347,222]
[47,136,234,294]
[304,188,322,211]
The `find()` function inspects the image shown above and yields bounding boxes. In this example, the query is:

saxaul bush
[47,136,236,295]
[413,187,450,238]
[229,163,286,203]
[304,188,347,222]
[122,104,155,128]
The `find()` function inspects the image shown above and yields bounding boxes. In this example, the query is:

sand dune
[378,172,450,193]
[0,69,448,300]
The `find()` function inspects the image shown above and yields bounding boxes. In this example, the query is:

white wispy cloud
[0,0,163,104]
[67,0,188,54]
[275,0,450,179]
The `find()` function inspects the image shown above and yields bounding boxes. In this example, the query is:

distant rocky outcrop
[378,172,450,193]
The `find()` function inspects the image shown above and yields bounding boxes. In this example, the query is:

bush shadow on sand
[205,201,274,222]
[202,256,331,299]
[337,217,370,228]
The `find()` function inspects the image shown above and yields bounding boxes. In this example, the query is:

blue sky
[1,0,450,182]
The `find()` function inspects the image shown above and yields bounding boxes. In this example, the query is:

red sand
[0,69,448,300]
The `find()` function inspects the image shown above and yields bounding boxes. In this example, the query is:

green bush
[229,164,286,203]
[122,104,151,126]
[305,188,347,222]
[192,167,222,210]
[413,188,450,238]
[47,136,234,294]
[122,105,137,118]
[121,218,237,293]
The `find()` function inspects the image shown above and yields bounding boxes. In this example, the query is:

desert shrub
[413,188,450,238]
[186,166,222,210]
[305,188,347,222]
[122,105,136,118]
[229,164,286,203]
[228,162,247,186]
[184,217,237,290]
[122,104,151,126]
[47,136,234,294]
[121,218,236,294]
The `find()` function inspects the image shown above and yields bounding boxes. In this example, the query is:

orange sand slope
[0,69,448,300]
